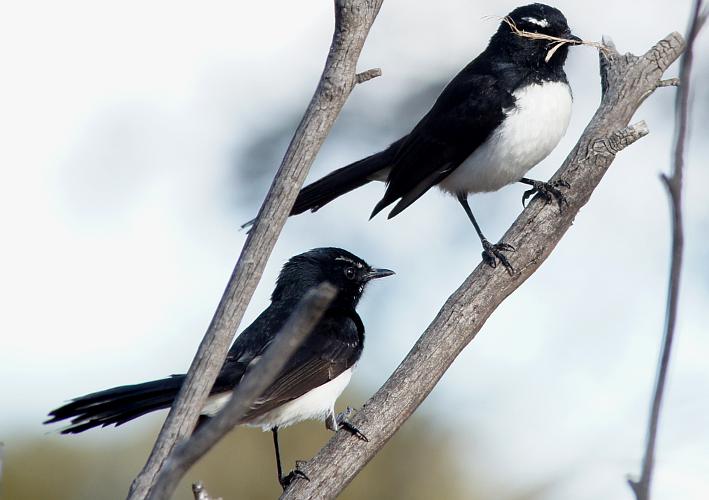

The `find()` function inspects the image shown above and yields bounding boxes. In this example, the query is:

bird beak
[365,268,395,280]
[566,33,582,45]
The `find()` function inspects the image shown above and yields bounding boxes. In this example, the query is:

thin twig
[628,2,706,500]
[127,1,384,498]
[281,32,686,500]
[149,284,337,500]
[356,68,382,84]
[657,78,681,88]
[192,481,222,500]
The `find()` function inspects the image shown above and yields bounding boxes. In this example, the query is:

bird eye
[344,267,356,280]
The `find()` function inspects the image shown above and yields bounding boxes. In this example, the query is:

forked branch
[281,32,686,500]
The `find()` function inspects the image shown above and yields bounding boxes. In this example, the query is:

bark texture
[128,1,383,498]
[280,32,686,500]
[149,284,337,500]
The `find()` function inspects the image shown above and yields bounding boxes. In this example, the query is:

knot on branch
[589,121,649,160]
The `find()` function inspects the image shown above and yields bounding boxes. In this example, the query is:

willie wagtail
[255,4,581,272]
[46,247,394,488]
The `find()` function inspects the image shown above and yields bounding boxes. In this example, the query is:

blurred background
[1,1,707,499]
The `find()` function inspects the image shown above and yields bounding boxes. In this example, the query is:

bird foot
[337,407,368,442]
[279,467,309,490]
[481,239,515,275]
[522,179,570,211]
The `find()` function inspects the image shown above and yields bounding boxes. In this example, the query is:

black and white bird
[276,4,581,271]
[46,247,394,488]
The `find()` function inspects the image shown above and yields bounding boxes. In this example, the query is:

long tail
[45,376,186,434]
[241,138,403,229]
[290,149,392,216]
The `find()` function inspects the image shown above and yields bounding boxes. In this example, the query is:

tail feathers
[289,151,389,216]
[241,138,406,229]
[45,375,186,434]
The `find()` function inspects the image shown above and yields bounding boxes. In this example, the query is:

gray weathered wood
[127,1,384,498]
[281,32,686,500]
[191,481,221,500]
[148,283,337,500]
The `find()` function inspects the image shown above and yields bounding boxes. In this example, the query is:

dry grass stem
[500,16,610,62]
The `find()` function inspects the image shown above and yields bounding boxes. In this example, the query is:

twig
[628,2,706,500]
[149,284,337,500]
[281,33,686,500]
[355,68,382,84]
[127,1,384,498]
[657,77,681,88]
[192,481,221,500]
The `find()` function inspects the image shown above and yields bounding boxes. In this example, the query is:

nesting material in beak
[501,16,608,63]
[544,41,568,62]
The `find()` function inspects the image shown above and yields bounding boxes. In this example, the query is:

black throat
[480,25,571,92]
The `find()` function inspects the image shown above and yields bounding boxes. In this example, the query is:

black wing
[213,309,363,420]
[371,67,514,218]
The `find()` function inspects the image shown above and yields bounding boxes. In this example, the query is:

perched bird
[46,247,394,489]
[271,3,581,272]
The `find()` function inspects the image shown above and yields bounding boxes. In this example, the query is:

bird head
[490,4,581,67]
[271,248,394,308]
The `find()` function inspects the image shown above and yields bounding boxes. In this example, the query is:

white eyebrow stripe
[335,256,364,268]
[522,16,550,28]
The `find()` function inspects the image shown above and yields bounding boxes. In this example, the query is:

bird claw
[279,467,309,490]
[481,239,515,275]
[337,408,368,442]
[522,179,570,211]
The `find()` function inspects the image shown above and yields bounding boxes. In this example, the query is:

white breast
[202,368,354,431]
[438,81,572,194]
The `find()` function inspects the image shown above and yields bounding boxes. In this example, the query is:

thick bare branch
[148,284,337,499]
[281,32,685,500]
[128,1,384,498]
[628,2,705,499]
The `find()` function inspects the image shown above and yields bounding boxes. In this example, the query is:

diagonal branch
[281,32,686,500]
[148,283,337,500]
[127,1,384,498]
[628,2,706,499]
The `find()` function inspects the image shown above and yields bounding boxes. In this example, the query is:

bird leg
[272,427,308,490]
[456,194,515,274]
[519,178,570,210]
[326,407,369,442]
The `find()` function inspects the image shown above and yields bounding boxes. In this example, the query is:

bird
[45,247,394,489]
[257,3,581,272]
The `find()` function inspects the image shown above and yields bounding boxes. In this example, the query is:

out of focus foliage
[4,401,472,500]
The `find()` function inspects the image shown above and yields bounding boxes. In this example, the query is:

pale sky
[1,1,707,499]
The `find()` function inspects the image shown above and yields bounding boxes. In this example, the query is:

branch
[281,33,686,500]
[127,1,384,498]
[148,283,337,499]
[628,3,706,499]
[191,482,221,500]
